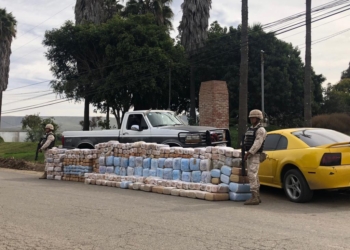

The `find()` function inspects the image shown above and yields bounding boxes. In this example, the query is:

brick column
[199,80,229,128]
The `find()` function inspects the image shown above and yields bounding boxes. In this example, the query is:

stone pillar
[199,80,229,128]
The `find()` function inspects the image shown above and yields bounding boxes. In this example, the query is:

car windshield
[292,129,350,147]
[147,112,183,127]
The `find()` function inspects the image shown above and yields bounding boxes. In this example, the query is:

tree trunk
[189,65,196,125]
[0,91,2,128]
[106,103,110,129]
[83,95,90,131]
[238,0,249,147]
[304,0,312,127]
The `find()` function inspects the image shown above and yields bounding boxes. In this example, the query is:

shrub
[312,113,350,134]
[0,136,4,143]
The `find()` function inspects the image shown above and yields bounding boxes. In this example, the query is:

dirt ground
[0,158,44,172]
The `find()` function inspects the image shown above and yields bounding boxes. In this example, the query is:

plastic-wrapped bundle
[201,171,211,183]
[181,159,190,172]
[212,160,224,169]
[134,157,143,167]
[157,168,164,178]
[114,166,121,175]
[182,182,190,190]
[163,168,173,180]
[200,159,211,171]
[121,158,129,168]
[134,166,143,176]
[151,159,158,170]
[221,166,232,176]
[164,158,173,168]
[105,156,114,166]
[220,174,230,184]
[175,181,183,189]
[171,189,181,196]
[211,169,221,178]
[229,182,251,193]
[232,158,241,168]
[232,150,241,158]
[218,183,230,193]
[158,158,166,168]
[47,175,54,180]
[173,158,181,170]
[229,192,252,201]
[99,166,106,174]
[192,171,202,183]
[114,157,121,167]
[106,166,114,174]
[173,170,181,180]
[143,168,150,177]
[190,158,200,171]
[189,183,201,190]
[99,157,105,166]
[149,169,157,177]
[120,181,132,189]
[182,172,192,182]
[127,167,134,176]
[143,158,151,169]
[129,156,136,167]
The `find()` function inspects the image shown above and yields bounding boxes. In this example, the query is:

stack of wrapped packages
[45,147,67,180]
[83,141,253,202]
[62,149,96,182]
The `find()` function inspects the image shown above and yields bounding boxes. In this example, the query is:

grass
[0,142,45,163]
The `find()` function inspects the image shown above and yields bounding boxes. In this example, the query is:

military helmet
[45,124,54,130]
[249,109,263,120]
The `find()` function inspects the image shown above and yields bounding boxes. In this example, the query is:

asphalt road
[1,168,350,250]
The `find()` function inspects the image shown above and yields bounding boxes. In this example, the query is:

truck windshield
[147,112,183,127]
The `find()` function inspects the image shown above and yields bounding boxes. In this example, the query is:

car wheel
[283,169,313,203]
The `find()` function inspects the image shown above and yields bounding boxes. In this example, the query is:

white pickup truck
[62,110,231,149]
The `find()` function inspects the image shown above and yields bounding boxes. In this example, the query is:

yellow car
[259,128,350,203]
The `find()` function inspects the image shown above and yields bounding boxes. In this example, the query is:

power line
[6,80,51,91]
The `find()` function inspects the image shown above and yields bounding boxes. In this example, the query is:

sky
[1,0,350,118]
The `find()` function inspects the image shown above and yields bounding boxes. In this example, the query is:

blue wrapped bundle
[229,182,251,193]
[99,166,106,174]
[114,166,121,175]
[221,166,232,176]
[134,167,143,176]
[127,167,134,176]
[163,168,173,180]
[158,158,166,168]
[182,171,192,182]
[151,159,159,170]
[121,158,129,168]
[106,166,114,174]
[149,169,157,177]
[229,192,252,201]
[106,156,114,166]
[135,157,143,167]
[129,156,136,167]
[120,167,127,176]
[201,171,211,183]
[157,168,164,178]
[181,159,190,172]
[211,169,221,178]
[220,174,230,184]
[190,158,201,171]
[143,169,150,177]
[192,171,202,183]
[114,157,121,167]
[120,181,132,189]
[143,158,151,169]
[173,158,181,170]
[164,158,173,168]
[173,170,181,180]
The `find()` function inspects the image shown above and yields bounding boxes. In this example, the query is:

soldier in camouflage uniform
[243,110,267,205]
[39,124,56,179]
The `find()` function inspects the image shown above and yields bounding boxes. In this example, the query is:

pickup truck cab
[62,110,231,149]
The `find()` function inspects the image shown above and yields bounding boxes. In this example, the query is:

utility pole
[261,50,265,124]
[168,66,171,111]
[304,0,312,127]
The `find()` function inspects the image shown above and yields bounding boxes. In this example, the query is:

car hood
[158,126,218,132]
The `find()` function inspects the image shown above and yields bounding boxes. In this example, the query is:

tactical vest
[43,132,56,149]
[244,125,264,153]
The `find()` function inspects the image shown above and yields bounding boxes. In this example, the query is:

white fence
[0,132,27,142]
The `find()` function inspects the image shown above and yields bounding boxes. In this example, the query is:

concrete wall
[0,132,27,142]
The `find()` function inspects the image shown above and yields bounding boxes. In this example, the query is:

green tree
[341,62,350,79]
[0,8,17,125]
[322,79,350,113]
[79,116,102,130]
[21,114,59,142]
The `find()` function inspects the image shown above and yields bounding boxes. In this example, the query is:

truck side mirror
[131,125,140,131]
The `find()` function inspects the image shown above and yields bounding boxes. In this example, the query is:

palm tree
[123,0,174,29]
[0,8,17,126]
[178,0,212,124]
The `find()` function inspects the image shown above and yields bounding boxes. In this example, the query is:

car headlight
[185,134,202,144]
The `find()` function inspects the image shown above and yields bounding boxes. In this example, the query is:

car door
[269,135,288,185]
[259,134,281,185]
[120,114,151,143]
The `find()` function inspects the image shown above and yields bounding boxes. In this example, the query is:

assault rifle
[241,135,247,176]
[35,135,45,161]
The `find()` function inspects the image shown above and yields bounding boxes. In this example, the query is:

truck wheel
[283,169,313,203]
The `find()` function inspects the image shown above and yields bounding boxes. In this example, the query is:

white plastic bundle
[176,181,183,189]
[205,184,219,193]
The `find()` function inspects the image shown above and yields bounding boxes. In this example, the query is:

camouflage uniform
[39,124,55,179]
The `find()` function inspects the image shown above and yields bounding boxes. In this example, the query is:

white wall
[0,132,27,142]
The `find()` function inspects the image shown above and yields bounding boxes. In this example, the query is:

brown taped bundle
[204,193,229,201]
